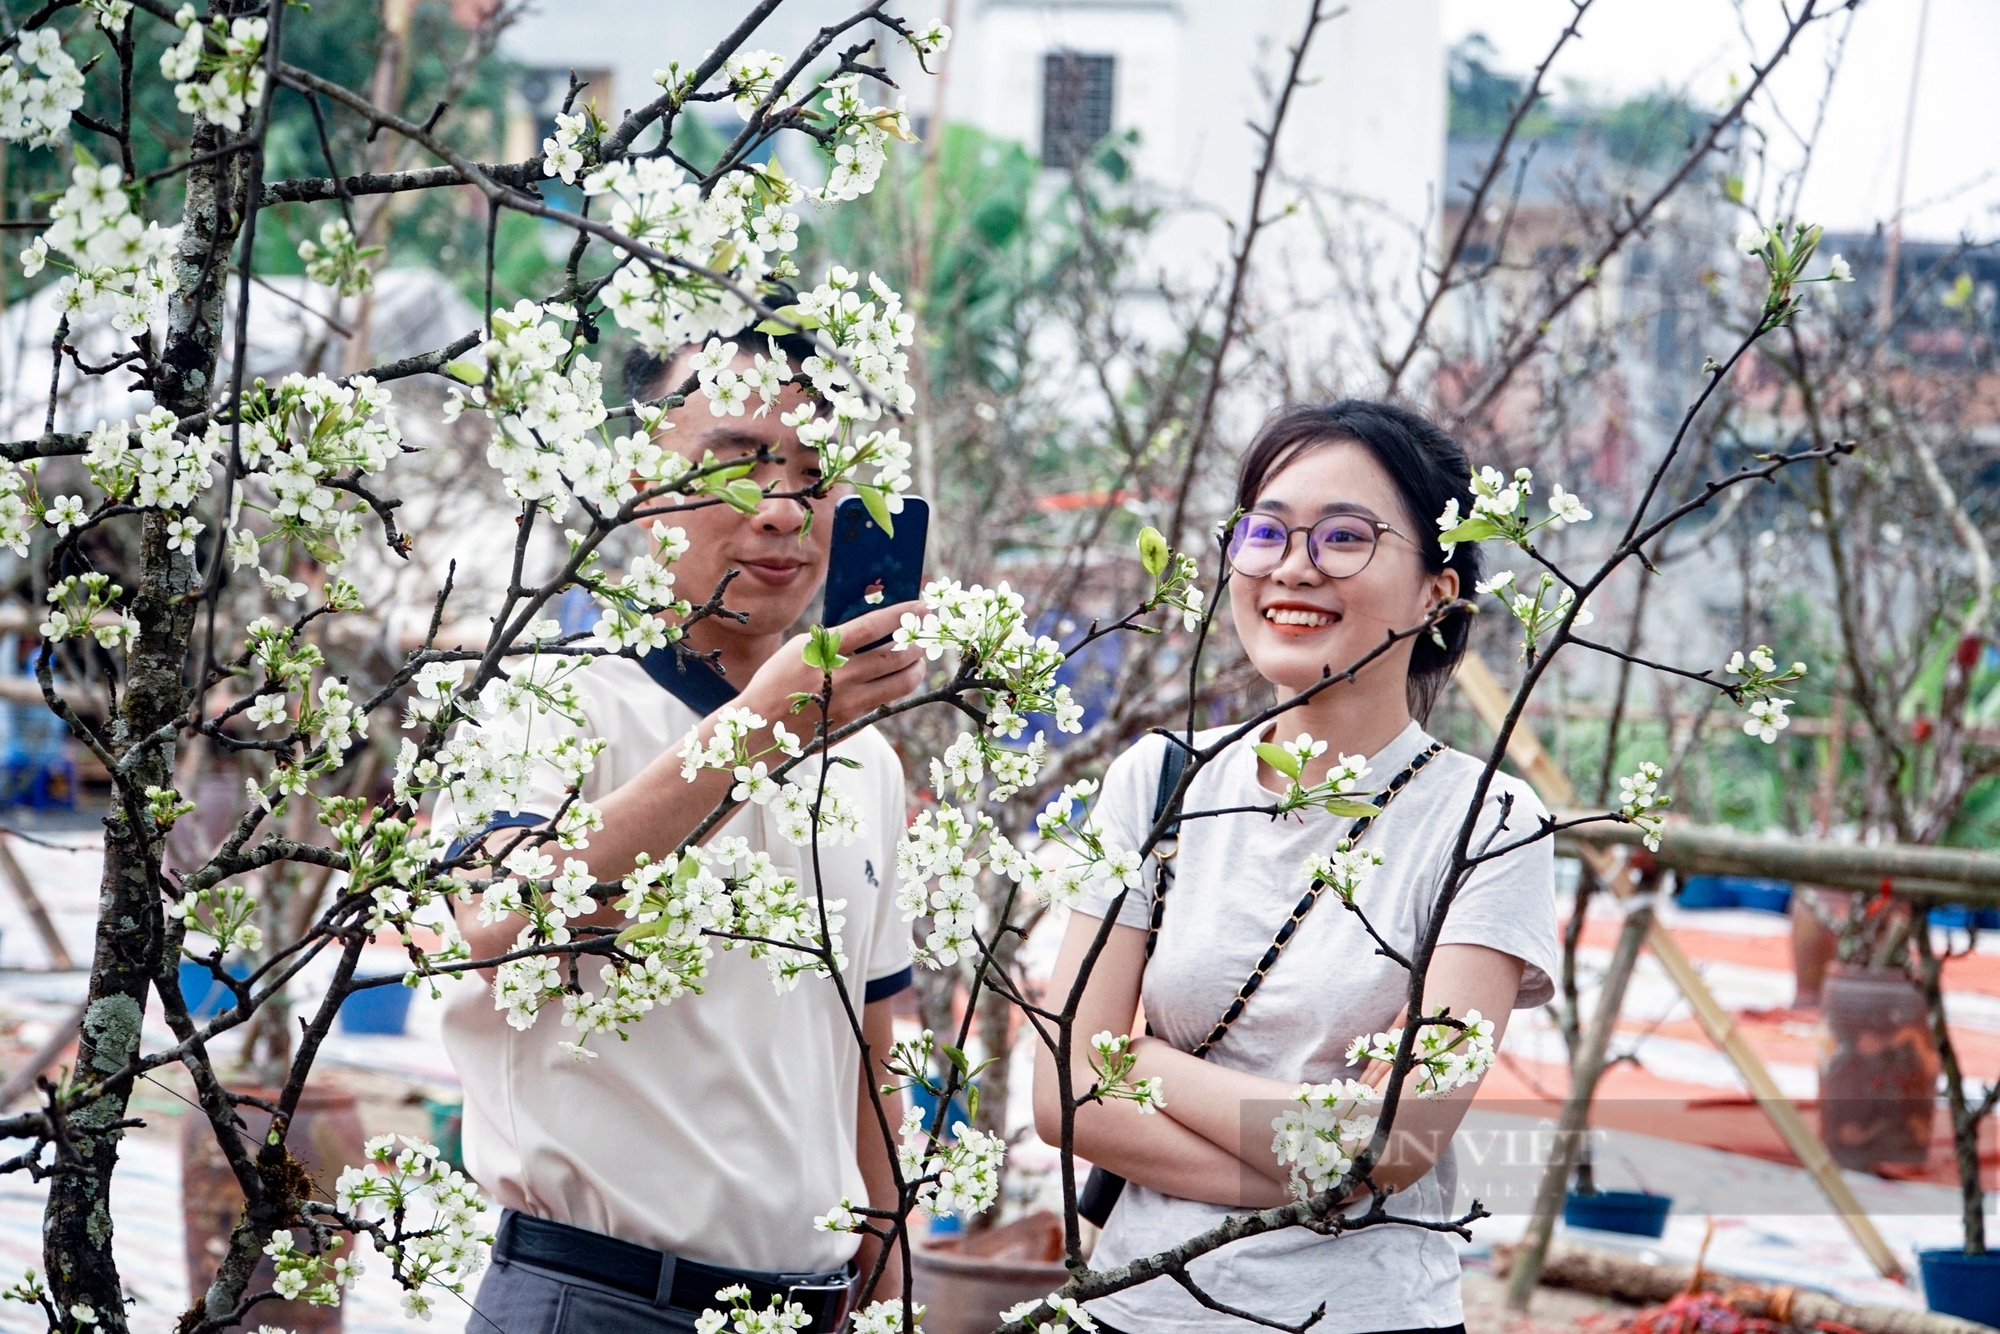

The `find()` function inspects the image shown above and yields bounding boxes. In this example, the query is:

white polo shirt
[432,647,912,1272]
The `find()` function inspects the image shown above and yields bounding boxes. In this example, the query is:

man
[442,331,925,1334]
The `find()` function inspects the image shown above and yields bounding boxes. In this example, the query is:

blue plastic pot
[1931,906,2000,932]
[1674,875,1792,914]
[338,979,414,1035]
[1730,879,1793,915]
[425,1096,465,1172]
[1675,876,1737,910]
[177,958,251,1019]
[1920,1249,2000,1325]
[1564,1189,1672,1238]
[908,1081,970,1136]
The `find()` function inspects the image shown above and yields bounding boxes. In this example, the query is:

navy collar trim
[636,646,739,715]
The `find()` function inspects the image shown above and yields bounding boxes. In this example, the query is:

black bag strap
[1144,738,1446,1059]
[1142,740,1191,960]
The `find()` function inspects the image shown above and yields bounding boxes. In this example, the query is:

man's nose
[755,491,807,535]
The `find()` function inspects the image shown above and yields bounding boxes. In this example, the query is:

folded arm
[1131,943,1524,1193]
[1031,910,1291,1209]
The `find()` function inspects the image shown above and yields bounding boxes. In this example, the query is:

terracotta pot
[1790,887,1839,1008]
[1817,965,1939,1171]
[912,1211,1070,1334]
[181,1081,367,1333]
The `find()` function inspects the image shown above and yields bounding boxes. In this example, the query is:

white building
[498,1,1445,382]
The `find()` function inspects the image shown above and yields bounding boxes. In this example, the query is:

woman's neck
[1262,672,1415,788]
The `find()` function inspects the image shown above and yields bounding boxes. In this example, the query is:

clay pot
[1790,887,1839,1008]
[181,1081,367,1332]
[912,1211,1070,1334]
[1817,965,1939,1171]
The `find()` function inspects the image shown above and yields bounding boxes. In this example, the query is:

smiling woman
[1225,402,1485,726]
[1033,400,1556,1334]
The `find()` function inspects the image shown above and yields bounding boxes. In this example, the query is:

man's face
[654,351,833,641]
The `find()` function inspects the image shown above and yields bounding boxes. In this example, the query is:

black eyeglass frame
[1223,511,1416,580]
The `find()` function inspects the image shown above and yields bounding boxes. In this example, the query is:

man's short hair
[622,325,822,404]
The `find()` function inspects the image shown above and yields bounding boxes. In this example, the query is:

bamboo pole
[1453,653,1906,1282]
[1506,881,1658,1309]
[1553,817,2000,901]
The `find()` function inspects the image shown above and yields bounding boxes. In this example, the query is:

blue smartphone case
[821,495,929,629]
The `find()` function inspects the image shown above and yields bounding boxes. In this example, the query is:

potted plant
[1912,905,2000,1323]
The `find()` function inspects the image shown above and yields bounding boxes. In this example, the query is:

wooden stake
[1506,882,1659,1309]
[1454,653,1906,1282]
[0,831,72,970]
[0,997,85,1108]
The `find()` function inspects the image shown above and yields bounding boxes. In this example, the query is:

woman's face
[1227,439,1456,698]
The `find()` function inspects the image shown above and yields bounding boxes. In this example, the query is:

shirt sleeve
[863,733,914,1001]
[1069,733,1171,930]
[1431,773,1562,1009]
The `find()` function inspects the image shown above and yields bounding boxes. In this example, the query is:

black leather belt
[493,1210,855,1332]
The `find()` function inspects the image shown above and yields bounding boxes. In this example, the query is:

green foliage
[804,122,1045,398]
[1598,92,1712,168]
[1449,34,1563,139]
[11,2,533,309]
[803,625,848,674]
[1449,33,1708,166]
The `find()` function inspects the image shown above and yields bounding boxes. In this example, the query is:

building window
[1042,52,1115,169]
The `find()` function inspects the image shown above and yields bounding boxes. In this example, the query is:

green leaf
[442,359,485,385]
[753,304,820,335]
[1317,797,1381,819]
[1253,743,1302,780]
[857,484,895,537]
[1438,516,1501,547]
[1137,525,1169,578]
[1723,174,1745,204]
[965,1084,980,1121]
[803,624,848,674]
[720,478,766,513]
[939,1042,970,1074]
[616,918,669,946]
[829,755,861,769]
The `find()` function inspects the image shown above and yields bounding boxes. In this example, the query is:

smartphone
[821,496,929,639]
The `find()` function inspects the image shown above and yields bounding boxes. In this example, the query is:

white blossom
[0,26,85,148]
[25,164,181,335]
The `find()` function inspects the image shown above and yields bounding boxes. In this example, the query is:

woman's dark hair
[1231,399,1482,721]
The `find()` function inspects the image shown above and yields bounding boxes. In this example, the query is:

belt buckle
[786,1277,853,1331]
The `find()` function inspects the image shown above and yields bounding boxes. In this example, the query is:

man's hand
[736,600,928,736]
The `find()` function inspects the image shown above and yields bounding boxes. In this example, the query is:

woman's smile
[1261,600,1341,634]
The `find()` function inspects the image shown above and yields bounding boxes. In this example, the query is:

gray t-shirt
[1072,719,1559,1333]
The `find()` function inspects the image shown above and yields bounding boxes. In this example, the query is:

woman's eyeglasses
[1224,511,1409,580]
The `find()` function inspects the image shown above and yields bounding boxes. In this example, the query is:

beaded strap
[1181,740,1446,1058]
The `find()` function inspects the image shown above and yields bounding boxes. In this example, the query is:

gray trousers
[464,1255,701,1334]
